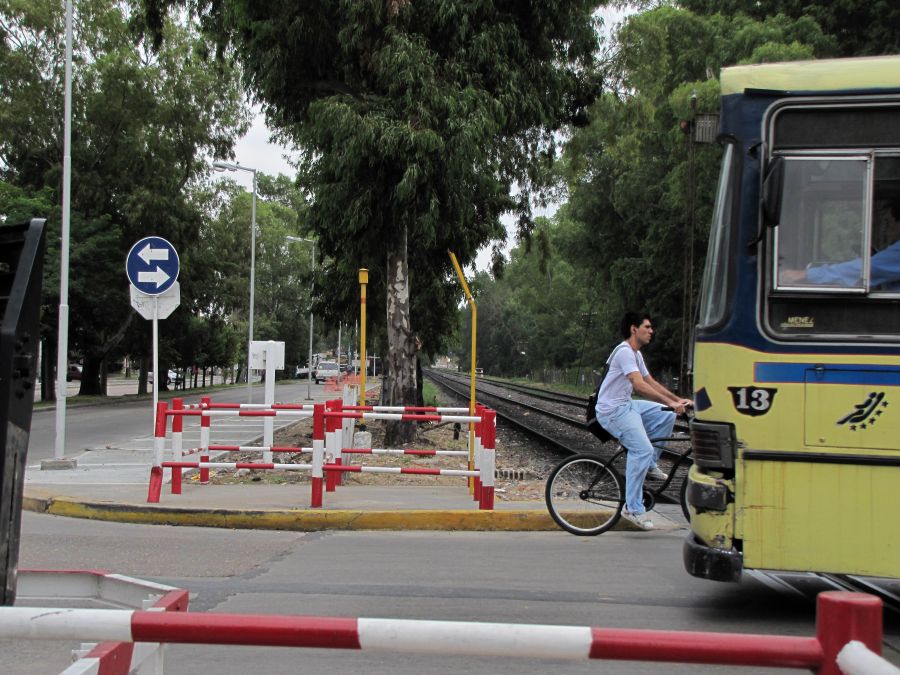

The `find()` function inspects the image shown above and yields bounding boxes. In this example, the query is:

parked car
[313,361,340,384]
[66,364,82,381]
[148,369,183,386]
[294,365,310,379]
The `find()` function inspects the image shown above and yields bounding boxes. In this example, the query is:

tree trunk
[78,355,106,396]
[41,336,56,402]
[138,355,149,395]
[384,224,418,445]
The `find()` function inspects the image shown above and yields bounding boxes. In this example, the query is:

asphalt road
[27,379,323,464]
[8,512,898,675]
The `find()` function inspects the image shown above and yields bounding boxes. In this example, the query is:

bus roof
[721,55,900,96]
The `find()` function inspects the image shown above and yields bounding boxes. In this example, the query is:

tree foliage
[140,0,601,440]
[677,0,900,57]
[465,4,845,389]
[0,0,248,395]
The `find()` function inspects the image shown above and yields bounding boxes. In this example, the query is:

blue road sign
[126,236,179,296]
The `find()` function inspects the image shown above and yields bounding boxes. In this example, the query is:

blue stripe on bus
[754,363,900,385]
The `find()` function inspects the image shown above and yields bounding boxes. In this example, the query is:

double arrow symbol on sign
[137,243,171,287]
[138,243,170,265]
[138,268,171,287]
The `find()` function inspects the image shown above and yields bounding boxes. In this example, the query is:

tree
[140,1,600,442]
[677,0,900,57]
[192,174,310,380]
[556,5,834,386]
[0,0,248,396]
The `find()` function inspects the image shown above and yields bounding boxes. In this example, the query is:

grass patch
[423,380,441,406]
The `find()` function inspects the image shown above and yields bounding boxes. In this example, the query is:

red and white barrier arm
[204,445,312,453]
[341,448,468,457]
[182,402,315,411]
[0,591,881,672]
[330,412,481,423]
[837,640,900,675]
[344,406,470,414]
[162,462,312,471]
[202,409,314,418]
[324,465,477,478]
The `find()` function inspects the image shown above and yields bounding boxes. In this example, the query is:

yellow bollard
[448,252,477,494]
[358,268,368,407]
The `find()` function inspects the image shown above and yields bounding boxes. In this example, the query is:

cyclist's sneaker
[646,466,668,481]
[622,509,654,530]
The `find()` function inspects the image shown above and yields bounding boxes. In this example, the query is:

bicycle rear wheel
[545,454,624,535]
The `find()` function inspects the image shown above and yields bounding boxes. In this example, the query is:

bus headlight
[690,420,737,470]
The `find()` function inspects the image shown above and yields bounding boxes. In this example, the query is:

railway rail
[424,368,689,506]
[747,570,900,618]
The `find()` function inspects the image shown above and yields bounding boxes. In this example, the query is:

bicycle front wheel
[545,454,624,535]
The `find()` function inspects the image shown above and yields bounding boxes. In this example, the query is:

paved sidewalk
[22,471,685,533]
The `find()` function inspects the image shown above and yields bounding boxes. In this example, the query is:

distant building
[433,356,455,369]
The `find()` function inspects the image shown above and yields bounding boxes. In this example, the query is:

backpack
[585,343,628,442]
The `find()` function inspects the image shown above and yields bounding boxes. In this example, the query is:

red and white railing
[147,398,497,510]
[313,399,495,509]
[0,592,887,674]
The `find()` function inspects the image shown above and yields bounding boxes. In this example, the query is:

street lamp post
[286,236,316,400]
[213,161,257,403]
[50,0,76,468]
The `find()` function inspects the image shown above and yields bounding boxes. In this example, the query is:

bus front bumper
[683,533,743,582]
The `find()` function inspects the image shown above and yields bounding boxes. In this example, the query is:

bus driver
[781,198,900,291]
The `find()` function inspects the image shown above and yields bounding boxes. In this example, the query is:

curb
[21,488,661,533]
[22,489,563,532]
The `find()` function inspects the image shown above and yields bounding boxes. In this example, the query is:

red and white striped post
[473,404,484,502]
[334,398,344,486]
[199,396,211,484]
[325,400,339,493]
[479,409,495,510]
[147,401,168,503]
[816,592,883,675]
[311,403,325,508]
[170,398,184,495]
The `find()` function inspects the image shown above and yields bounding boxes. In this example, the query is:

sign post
[126,237,180,431]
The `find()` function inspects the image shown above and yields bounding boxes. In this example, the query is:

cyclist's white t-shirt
[596,341,649,417]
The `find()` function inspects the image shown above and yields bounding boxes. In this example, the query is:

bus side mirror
[761,156,784,228]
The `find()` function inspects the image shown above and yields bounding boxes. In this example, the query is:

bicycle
[544,428,693,536]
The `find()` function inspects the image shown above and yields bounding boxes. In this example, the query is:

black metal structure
[0,218,46,605]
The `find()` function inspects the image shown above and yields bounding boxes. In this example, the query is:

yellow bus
[685,55,900,581]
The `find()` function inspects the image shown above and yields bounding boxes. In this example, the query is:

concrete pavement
[22,455,685,533]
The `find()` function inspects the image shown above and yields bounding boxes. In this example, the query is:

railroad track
[747,570,900,619]
[424,368,688,505]
[424,368,597,456]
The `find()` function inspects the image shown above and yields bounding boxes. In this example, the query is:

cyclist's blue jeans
[597,400,676,515]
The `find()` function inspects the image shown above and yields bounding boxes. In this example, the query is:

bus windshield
[697,142,737,328]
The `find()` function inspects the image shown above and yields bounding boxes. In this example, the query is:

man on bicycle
[595,312,693,530]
